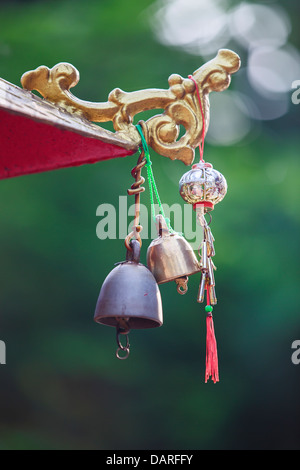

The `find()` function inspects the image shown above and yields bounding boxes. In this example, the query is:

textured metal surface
[147,233,200,284]
[147,216,200,284]
[94,241,163,330]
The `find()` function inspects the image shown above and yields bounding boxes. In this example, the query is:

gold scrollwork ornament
[21,49,240,165]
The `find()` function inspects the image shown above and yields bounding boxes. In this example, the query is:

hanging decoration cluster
[1,48,240,383]
[94,77,229,384]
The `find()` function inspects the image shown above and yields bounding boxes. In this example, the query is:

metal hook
[116,347,130,360]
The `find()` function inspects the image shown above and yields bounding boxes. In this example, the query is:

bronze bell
[147,215,201,293]
[94,239,163,358]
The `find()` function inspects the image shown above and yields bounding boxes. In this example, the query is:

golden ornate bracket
[21,49,240,166]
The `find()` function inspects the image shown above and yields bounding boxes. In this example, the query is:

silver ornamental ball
[179,162,227,206]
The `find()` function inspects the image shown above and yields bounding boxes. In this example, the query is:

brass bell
[94,239,163,359]
[147,215,201,294]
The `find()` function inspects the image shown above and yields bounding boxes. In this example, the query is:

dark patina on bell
[94,239,163,331]
[147,215,200,294]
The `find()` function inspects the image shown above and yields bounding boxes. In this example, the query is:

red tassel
[205,312,219,384]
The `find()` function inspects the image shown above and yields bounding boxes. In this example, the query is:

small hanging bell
[147,214,200,294]
[94,239,163,359]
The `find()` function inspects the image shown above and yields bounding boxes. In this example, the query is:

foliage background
[0,0,299,450]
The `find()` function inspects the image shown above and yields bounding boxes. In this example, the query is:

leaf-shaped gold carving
[21,49,240,165]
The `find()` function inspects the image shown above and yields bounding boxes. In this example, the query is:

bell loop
[116,347,130,361]
[155,214,170,237]
[175,276,189,295]
[116,327,130,360]
[126,239,141,264]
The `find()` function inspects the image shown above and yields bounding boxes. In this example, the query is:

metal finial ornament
[179,162,227,208]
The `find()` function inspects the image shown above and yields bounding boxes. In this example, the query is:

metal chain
[125,150,146,251]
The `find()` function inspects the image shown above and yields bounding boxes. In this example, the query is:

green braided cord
[145,163,156,222]
[135,124,176,234]
[135,129,157,221]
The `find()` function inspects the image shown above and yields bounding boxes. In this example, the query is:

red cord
[205,284,219,384]
[188,75,205,163]
[205,314,219,384]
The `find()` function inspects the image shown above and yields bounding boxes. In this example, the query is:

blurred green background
[0,0,299,450]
